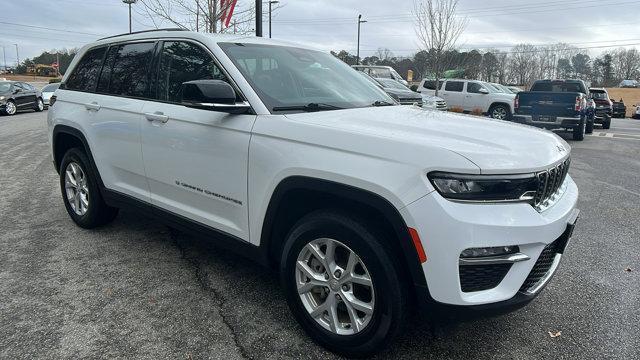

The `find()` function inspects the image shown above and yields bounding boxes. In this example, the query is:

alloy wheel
[64,162,90,216]
[5,101,16,115]
[296,238,375,335]
[492,106,507,120]
[37,99,44,111]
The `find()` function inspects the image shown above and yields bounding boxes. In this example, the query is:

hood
[284,106,570,174]
[384,87,421,100]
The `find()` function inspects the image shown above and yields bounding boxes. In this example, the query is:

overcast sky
[1,0,639,66]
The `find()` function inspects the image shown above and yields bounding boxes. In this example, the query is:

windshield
[41,83,61,92]
[220,43,393,112]
[0,82,11,92]
[377,78,409,91]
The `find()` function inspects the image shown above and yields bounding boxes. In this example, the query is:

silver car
[41,83,61,107]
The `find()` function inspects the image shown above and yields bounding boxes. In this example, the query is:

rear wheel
[280,210,409,357]
[585,118,594,134]
[34,97,44,112]
[59,148,118,228]
[573,118,586,141]
[602,115,611,130]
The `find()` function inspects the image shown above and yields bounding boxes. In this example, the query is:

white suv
[418,79,516,120]
[48,30,579,356]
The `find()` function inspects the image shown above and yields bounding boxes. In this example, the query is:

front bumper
[513,114,581,129]
[401,175,579,307]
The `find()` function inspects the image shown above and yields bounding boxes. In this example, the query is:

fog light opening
[460,245,519,259]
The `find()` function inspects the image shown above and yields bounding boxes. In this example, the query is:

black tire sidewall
[4,100,16,116]
[59,148,112,228]
[280,211,406,356]
[573,118,586,140]
[491,105,511,120]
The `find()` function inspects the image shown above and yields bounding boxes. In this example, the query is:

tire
[602,115,611,130]
[573,117,586,141]
[34,97,44,112]
[280,210,409,357]
[489,104,511,121]
[59,148,118,228]
[585,118,594,134]
[2,100,17,116]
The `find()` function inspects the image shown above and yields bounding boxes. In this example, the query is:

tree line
[333,45,640,88]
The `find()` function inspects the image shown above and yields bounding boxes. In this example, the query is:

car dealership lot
[1,111,638,359]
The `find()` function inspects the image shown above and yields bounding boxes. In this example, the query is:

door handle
[84,102,101,111]
[144,112,169,123]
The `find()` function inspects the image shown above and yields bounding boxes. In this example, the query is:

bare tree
[137,0,281,34]
[413,0,467,95]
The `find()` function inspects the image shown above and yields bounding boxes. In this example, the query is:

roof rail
[97,28,188,41]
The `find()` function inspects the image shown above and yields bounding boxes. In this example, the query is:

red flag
[223,0,238,28]
[219,0,228,25]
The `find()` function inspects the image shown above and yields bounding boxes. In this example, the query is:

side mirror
[180,80,250,114]
[13,88,21,94]
[478,88,489,94]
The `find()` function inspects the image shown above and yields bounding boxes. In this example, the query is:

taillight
[49,95,56,107]
[575,96,582,112]
[514,96,519,111]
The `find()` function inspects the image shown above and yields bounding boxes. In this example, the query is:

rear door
[140,40,255,239]
[440,80,465,108]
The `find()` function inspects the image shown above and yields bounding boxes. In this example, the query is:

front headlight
[0,96,5,101]
[427,172,538,202]
[423,99,436,108]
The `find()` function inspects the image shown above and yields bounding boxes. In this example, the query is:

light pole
[13,44,19,69]
[2,46,6,72]
[123,0,137,34]
[268,1,279,38]
[356,15,367,65]
[256,0,263,37]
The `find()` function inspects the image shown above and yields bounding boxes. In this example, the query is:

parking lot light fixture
[357,14,367,65]
[122,0,138,34]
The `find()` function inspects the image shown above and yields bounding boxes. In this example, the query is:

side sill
[102,189,270,267]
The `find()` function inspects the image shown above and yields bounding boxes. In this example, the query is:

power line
[356,42,640,55]
[0,21,106,37]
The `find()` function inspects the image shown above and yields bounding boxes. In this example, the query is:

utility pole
[123,0,137,33]
[268,1,279,38]
[356,15,367,65]
[196,0,199,32]
[255,0,263,37]
[2,46,6,72]
[13,44,19,70]
[56,52,60,77]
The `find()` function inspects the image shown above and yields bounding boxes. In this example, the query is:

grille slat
[519,241,560,292]
[534,157,571,210]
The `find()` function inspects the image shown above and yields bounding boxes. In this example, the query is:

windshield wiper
[371,100,397,107]
[272,103,344,112]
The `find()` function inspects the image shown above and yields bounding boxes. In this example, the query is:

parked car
[507,86,522,94]
[418,79,516,120]
[513,79,592,140]
[619,79,639,88]
[420,93,447,111]
[0,81,44,116]
[372,77,424,106]
[588,88,612,129]
[612,98,626,118]
[634,104,640,119]
[49,30,579,356]
[41,82,61,108]
[351,65,408,86]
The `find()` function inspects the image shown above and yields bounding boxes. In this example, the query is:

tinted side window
[66,47,107,92]
[156,41,227,103]
[105,42,155,98]
[422,80,436,90]
[96,46,119,93]
[466,82,484,93]
[445,81,463,92]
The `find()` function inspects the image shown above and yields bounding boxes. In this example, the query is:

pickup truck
[512,79,593,141]
[612,98,627,118]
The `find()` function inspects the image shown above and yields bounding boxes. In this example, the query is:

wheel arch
[52,125,106,191]
[260,176,428,290]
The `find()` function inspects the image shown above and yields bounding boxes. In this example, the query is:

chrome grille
[534,158,571,211]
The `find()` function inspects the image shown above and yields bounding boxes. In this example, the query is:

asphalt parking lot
[1,111,638,359]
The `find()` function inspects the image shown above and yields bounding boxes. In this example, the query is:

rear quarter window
[97,42,155,98]
[65,47,107,92]
[444,81,464,92]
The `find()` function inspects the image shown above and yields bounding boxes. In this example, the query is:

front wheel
[489,104,511,120]
[586,118,594,134]
[280,210,409,357]
[2,100,17,116]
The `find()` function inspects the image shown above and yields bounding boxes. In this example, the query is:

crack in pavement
[167,228,253,360]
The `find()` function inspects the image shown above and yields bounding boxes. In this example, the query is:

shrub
[410,84,418,92]
[49,78,61,84]
[470,108,484,116]
[448,106,464,113]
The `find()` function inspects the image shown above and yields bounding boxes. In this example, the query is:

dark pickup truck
[612,98,627,118]
[513,79,592,141]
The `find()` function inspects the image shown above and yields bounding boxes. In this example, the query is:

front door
[463,81,489,112]
[140,40,255,240]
